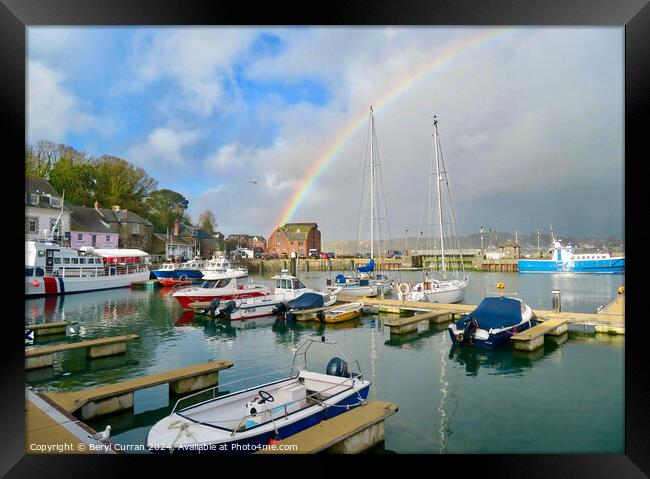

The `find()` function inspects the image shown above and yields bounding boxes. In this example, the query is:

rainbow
[274,27,516,228]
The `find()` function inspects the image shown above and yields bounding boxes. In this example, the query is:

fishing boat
[326,106,394,298]
[25,203,150,296]
[173,273,271,309]
[174,258,208,280]
[146,337,370,454]
[400,115,468,304]
[448,296,534,349]
[518,239,624,273]
[319,302,364,324]
[152,261,179,280]
[202,255,248,279]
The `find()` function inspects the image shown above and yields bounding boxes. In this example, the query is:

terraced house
[268,222,321,258]
[25,177,70,243]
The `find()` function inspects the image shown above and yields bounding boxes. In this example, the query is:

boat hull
[25,270,150,296]
[174,291,270,309]
[448,320,532,349]
[148,384,370,454]
[152,269,175,279]
[518,258,625,273]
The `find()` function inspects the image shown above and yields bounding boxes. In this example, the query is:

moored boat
[146,338,370,454]
[318,302,364,324]
[518,240,624,273]
[173,273,271,309]
[448,296,534,349]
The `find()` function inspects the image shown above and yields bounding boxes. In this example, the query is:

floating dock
[256,400,398,454]
[25,321,79,337]
[130,279,162,289]
[26,387,115,454]
[25,334,139,370]
[45,361,233,420]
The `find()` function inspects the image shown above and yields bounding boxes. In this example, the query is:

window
[79,258,86,264]
[29,193,38,205]
[63,258,70,264]
[71,258,78,264]
[77,234,83,241]
[106,236,111,242]
[50,197,61,207]
[26,217,37,233]
[132,223,140,234]
[53,257,61,264]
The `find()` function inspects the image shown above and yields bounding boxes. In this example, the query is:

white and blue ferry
[518,240,624,273]
[146,338,370,454]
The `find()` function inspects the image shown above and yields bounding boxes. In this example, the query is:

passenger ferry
[518,240,624,273]
[25,240,150,296]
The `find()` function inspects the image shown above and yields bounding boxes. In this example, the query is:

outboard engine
[272,302,288,316]
[205,298,220,316]
[326,357,349,378]
[217,300,237,320]
[463,317,478,345]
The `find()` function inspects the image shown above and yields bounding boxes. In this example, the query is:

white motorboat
[147,338,370,454]
[173,273,271,309]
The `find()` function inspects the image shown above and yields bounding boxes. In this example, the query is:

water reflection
[448,343,545,376]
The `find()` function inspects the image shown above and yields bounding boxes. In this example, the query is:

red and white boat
[173,273,271,309]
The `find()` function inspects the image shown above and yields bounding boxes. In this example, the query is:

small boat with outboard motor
[194,270,336,321]
[146,337,370,454]
[319,302,364,324]
[448,295,534,349]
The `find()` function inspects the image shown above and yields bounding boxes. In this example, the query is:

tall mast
[434,116,446,277]
[369,106,375,260]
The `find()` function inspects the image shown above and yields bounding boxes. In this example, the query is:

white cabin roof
[93,248,149,258]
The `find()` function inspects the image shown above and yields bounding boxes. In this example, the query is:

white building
[25,177,71,243]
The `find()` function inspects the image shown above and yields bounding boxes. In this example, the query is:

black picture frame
[2,0,647,476]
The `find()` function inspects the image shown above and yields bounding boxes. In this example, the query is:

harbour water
[25,271,624,453]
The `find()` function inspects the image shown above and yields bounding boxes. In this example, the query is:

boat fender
[268,437,281,445]
[31,280,40,288]
[326,357,349,377]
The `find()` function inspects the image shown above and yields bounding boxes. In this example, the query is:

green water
[25,271,624,453]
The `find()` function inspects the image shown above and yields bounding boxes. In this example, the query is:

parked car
[270,252,279,259]
[320,252,330,259]
[386,250,403,259]
[261,253,270,260]
[254,252,263,259]
[327,252,336,259]
[363,252,371,258]
[298,251,306,258]
[280,252,288,259]
[309,249,319,259]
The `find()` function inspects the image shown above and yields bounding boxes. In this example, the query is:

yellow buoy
[618,286,625,294]
[496,282,505,290]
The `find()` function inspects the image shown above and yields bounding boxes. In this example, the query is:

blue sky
[27,27,624,240]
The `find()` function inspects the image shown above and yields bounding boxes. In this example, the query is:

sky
[27,27,624,241]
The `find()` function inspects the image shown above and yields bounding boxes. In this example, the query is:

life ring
[496,282,505,290]
[398,282,411,295]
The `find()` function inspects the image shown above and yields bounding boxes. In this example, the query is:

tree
[93,155,158,216]
[198,210,217,235]
[145,189,189,233]
[25,140,64,179]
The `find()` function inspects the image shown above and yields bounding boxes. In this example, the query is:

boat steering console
[257,390,274,404]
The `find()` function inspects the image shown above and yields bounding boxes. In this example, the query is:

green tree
[48,155,96,206]
[198,210,217,235]
[93,155,158,216]
[145,189,189,233]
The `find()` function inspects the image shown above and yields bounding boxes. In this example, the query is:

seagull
[89,425,111,442]
[248,179,259,186]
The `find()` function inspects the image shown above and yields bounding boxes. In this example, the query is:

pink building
[69,205,119,249]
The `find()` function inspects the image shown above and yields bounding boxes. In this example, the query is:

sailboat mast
[369,106,375,260]
[434,116,446,277]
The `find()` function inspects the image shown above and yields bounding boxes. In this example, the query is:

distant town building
[268,222,321,257]
[69,205,119,248]
[498,240,520,259]
[92,203,154,252]
[171,220,221,259]
[25,177,71,243]
[227,234,267,252]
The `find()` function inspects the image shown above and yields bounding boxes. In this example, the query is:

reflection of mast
[370,317,377,395]
[438,331,450,452]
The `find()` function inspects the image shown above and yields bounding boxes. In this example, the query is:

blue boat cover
[335,274,347,283]
[357,258,375,273]
[456,296,522,330]
[287,292,324,310]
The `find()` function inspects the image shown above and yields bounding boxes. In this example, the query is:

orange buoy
[31,280,40,288]
[496,282,505,290]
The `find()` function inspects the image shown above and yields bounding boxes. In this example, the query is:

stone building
[268,223,321,257]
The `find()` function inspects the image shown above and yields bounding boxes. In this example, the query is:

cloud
[127,127,200,167]
[27,60,104,142]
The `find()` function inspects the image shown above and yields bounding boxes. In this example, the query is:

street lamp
[405,228,409,255]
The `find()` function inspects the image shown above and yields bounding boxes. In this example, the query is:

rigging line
[355,117,372,253]
[436,126,466,276]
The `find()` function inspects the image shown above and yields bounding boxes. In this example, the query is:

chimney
[94,201,99,210]
[174,220,180,237]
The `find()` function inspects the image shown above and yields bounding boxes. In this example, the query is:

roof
[95,207,153,226]
[152,233,193,245]
[93,248,149,258]
[69,206,114,233]
[278,223,318,241]
[25,177,68,210]
[178,223,217,240]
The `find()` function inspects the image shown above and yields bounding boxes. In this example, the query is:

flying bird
[89,425,111,442]
[248,180,259,186]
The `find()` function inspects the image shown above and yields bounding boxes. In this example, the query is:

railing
[53,264,149,278]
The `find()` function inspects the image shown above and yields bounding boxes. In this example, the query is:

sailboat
[327,106,394,298]
[398,115,468,304]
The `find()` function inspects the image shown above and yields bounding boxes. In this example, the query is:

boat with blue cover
[518,240,624,273]
[448,296,534,349]
[146,338,370,454]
